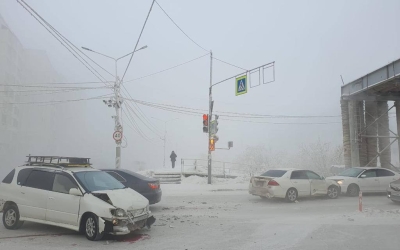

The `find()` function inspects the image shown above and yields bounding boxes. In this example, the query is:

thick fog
[1,0,400,177]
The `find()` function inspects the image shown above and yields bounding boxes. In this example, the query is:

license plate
[256,181,264,187]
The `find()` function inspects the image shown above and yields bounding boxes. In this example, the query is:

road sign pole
[208,51,213,184]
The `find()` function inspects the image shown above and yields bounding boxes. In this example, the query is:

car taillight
[268,180,279,186]
[148,183,159,190]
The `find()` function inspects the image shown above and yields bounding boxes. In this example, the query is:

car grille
[390,184,400,191]
[128,208,146,218]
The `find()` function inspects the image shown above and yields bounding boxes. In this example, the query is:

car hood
[92,188,149,211]
[326,176,355,181]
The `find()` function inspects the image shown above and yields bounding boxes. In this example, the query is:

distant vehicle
[102,169,161,205]
[330,165,345,175]
[0,156,155,241]
[387,178,400,203]
[327,167,400,196]
[249,169,340,202]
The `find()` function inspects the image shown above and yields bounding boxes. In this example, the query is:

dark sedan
[387,178,400,203]
[102,169,162,204]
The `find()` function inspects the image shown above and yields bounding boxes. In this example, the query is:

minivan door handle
[48,197,54,200]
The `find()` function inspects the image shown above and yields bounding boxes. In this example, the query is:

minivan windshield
[338,168,364,177]
[75,171,125,192]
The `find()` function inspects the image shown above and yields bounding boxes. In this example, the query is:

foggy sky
[1,0,400,174]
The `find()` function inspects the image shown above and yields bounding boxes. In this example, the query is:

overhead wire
[17,0,112,87]
[155,0,208,52]
[121,0,156,82]
[154,1,250,74]
[129,100,341,125]
[0,94,112,106]
[122,103,160,144]
[213,57,247,71]
[20,0,114,81]
[124,101,163,139]
[0,81,109,86]
[123,53,209,83]
[124,97,342,119]
[120,87,163,137]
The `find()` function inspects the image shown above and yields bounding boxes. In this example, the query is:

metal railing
[180,158,256,178]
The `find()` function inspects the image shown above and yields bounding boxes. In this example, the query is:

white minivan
[0,156,155,241]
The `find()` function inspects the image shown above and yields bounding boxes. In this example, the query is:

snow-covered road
[1,183,400,250]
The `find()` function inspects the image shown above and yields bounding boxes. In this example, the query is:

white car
[0,156,155,241]
[249,169,340,202]
[327,167,400,196]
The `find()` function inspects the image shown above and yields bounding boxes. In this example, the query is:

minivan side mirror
[360,174,367,178]
[321,175,325,180]
[69,188,82,196]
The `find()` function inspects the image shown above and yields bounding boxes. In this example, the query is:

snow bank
[181,174,250,185]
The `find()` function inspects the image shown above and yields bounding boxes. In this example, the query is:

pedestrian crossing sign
[235,75,247,96]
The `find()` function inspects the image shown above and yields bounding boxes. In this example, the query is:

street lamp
[151,117,179,168]
[82,45,147,169]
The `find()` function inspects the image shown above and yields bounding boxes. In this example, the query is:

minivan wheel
[84,214,104,241]
[286,188,298,202]
[327,186,339,199]
[2,204,24,230]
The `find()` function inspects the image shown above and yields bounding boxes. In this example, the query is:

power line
[123,100,163,138]
[124,97,342,119]
[213,57,247,71]
[0,94,112,105]
[18,0,111,87]
[219,118,342,125]
[123,53,209,83]
[0,81,109,86]
[120,87,163,137]
[121,0,156,82]
[155,0,208,52]
[128,100,342,125]
[0,85,110,90]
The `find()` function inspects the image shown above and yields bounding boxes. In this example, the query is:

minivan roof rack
[25,155,92,168]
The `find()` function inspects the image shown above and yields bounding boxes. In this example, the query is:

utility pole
[208,51,213,184]
[163,122,166,168]
[206,58,275,184]
[151,117,179,168]
[114,61,122,169]
[82,45,148,169]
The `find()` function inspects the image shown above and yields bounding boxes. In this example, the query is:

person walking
[170,151,177,169]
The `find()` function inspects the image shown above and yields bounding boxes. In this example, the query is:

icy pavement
[1,183,400,249]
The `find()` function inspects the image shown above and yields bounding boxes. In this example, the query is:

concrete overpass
[341,58,400,169]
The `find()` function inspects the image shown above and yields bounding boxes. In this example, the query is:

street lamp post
[82,45,147,169]
[151,117,179,168]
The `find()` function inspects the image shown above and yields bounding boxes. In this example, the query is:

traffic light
[203,114,208,133]
[209,138,215,151]
[214,115,219,135]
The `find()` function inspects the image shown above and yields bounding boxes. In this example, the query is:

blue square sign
[235,75,247,96]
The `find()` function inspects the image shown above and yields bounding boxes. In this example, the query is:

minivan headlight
[111,208,127,217]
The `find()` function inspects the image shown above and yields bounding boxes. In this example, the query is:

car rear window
[106,171,127,182]
[261,170,287,177]
[2,169,15,184]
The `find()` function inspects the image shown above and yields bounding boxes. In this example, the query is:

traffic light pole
[208,51,213,184]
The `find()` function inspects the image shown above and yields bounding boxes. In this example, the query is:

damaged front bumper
[103,212,156,235]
